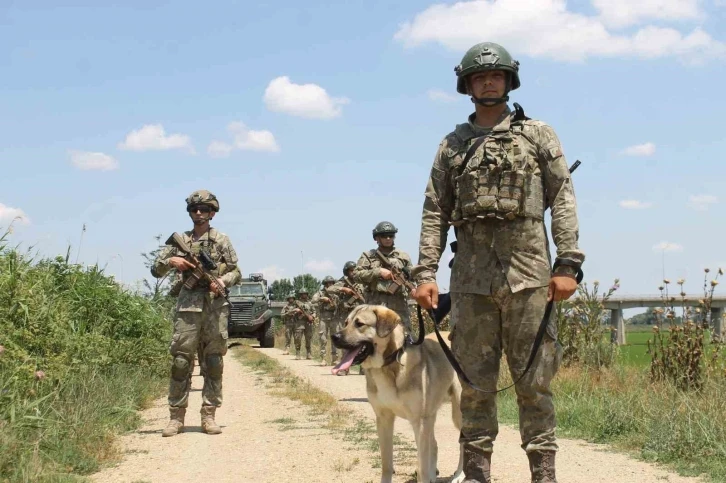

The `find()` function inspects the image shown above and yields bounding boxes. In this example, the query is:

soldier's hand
[168,257,194,271]
[210,279,226,296]
[548,275,577,302]
[379,268,393,280]
[414,283,439,310]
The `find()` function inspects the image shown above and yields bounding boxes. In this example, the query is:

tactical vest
[450,117,545,224]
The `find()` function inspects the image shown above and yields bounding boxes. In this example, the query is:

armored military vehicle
[227,273,275,347]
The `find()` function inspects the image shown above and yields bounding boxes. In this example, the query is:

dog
[331,304,465,483]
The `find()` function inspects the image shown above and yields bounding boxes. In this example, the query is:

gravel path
[90,345,705,483]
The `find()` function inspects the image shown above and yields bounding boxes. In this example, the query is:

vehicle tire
[260,319,275,348]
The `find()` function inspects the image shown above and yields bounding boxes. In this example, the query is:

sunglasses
[188,205,213,213]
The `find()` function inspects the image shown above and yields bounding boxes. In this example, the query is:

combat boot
[200,406,222,435]
[528,450,557,483]
[462,446,491,483]
[161,407,185,437]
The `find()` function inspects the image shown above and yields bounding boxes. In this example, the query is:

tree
[140,234,175,299]
[269,278,294,301]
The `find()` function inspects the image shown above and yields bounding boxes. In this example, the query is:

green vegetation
[0,229,173,482]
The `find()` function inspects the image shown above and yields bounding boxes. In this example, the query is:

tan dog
[331,304,464,483]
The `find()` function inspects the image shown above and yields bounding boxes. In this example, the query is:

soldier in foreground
[352,221,415,344]
[151,190,241,437]
[325,261,366,375]
[280,292,297,355]
[412,43,584,482]
[312,276,340,365]
[292,288,316,360]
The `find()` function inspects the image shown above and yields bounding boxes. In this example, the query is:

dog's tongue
[331,346,361,375]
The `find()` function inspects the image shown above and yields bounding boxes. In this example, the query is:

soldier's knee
[205,354,224,379]
[171,355,191,381]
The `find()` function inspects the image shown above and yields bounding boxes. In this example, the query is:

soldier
[352,221,414,342]
[411,43,584,482]
[291,288,316,360]
[326,261,366,375]
[312,276,340,365]
[151,190,241,437]
[280,292,297,355]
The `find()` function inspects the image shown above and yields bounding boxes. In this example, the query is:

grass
[0,230,172,482]
[496,363,726,482]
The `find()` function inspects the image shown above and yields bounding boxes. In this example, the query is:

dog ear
[373,306,400,338]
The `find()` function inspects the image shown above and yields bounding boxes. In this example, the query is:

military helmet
[372,221,398,239]
[322,275,335,284]
[343,261,356,275]
[455,42,520,95]
[185,190,220,212]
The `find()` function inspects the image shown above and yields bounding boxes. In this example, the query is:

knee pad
[205,354,224,379]
[171,355,191,381]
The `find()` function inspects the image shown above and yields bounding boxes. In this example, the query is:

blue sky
[2,0,725,307]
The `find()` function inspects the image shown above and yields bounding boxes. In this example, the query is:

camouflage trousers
[168,298,229,408]
[366,291,411,331]
[293,320,314,356]
[284,321,295,351]
[318,314,339,361]
[450,268,562,455]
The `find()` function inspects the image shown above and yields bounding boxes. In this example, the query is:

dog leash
[416,300,553,394]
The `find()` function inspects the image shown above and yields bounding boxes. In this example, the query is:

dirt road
[91,345,704,482]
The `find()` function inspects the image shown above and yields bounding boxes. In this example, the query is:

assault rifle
[294,301,315,325]
[164,232,230,304]
[342,277,365,305]
[374,250,417,295]
[430,160,582,323]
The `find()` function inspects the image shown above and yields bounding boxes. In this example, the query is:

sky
[2,0,725,308]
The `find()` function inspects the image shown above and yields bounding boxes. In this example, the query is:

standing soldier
[312,276,340,365]
[292,288,316,360]
[280,292,297,355]
[326,261,366,375]
[411,42,584,483]
[151,190,241,437]
[353,221,415,344]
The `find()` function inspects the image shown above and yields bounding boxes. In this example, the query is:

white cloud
[688,194,718,211]
[118,124,194,153]
[207,122,280,156]
[0,203,31,226]
[393,0,725,63]
[619,200,653,209]
[621,142,656,156]
[69,150,119,171]
[264,76,350,119]
[304,259,337,274]
[653,241,683,253]
[592,0,702,28]
[207,140,234,159]
[427,88,458,102]
[257,265,285,281]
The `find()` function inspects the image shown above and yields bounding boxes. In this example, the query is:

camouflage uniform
[353,248,413,331]
[312,278,340,363]
[153,228,240,407]
[280,296,297,355]
[411,42,584,482]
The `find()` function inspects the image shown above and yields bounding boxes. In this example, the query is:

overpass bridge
[604,295,726,344]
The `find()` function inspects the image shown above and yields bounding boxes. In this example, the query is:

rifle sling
[417,299,553,394]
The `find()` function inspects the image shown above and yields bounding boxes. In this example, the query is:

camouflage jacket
[411,107,585,294]
[281,300,316,324]
[353,248,413,299]
[326,276,366,311]
[312,288,339,317]
[151,227,241,311]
